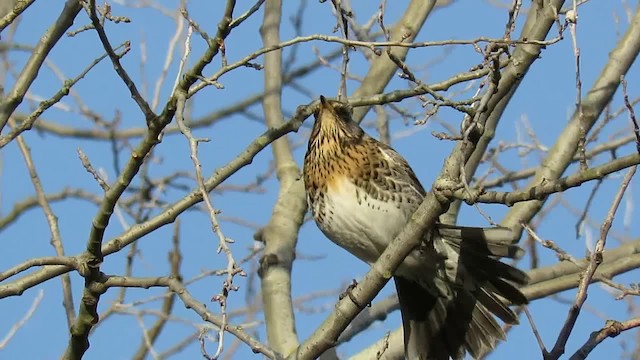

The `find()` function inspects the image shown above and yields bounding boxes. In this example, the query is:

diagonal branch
[0,0,82,133]
[85,0,154,122]
[502,3,640,232]
[545,166,637,359]
[444,0,568,225]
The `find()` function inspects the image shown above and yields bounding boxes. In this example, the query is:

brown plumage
[303,96,528,360]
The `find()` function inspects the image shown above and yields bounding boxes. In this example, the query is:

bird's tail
[396,225,529,360]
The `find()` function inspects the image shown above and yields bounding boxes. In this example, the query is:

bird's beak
[319,95,330,109]
[315,95,332,119]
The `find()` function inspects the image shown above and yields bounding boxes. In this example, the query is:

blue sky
[1,1,639,359]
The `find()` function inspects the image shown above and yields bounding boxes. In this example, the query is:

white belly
[317,177,410,264]
[315,176,452,291]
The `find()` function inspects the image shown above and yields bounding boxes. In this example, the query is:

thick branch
[351,0,436,123]
[444,0,567,224]
[0,0,82,132]
[503,3,640,232]
[258,0,304,355]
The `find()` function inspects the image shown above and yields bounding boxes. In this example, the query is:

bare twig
[0,0,82,132]
[12,127,76,327]
[545,165,637,359]
[570,317,640,360]
[621,76,640,154]
[0,290,44,349]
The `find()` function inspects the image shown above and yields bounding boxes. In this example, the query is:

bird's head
[304,96,368,193]
[310,95,363,146]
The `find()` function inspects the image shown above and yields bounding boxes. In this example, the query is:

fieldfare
[303,96,528,360]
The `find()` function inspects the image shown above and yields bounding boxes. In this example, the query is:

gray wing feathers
[436,224,525,259]
[397,225,528,359]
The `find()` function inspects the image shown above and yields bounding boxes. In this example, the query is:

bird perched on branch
[303,96,528,360]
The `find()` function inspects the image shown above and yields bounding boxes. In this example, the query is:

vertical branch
[330,0,350,99]
[374,105,390,144]
[176,86,242,359]
[131,220,182,360]
[258,0,305,355]
[621,77,640,154]
[567,2,587,170]
[151,8,185,111]
[174,25,245,359]
[12,130,76,327]
[443,0,566,226]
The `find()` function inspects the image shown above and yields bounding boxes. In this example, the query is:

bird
[302,95,529,360]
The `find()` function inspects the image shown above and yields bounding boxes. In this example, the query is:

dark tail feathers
[397,225,528,360]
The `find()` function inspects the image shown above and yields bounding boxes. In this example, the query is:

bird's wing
[363,137,427,202]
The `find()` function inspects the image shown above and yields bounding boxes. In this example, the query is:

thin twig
[545,165,637,359]
[0,290,44,349]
